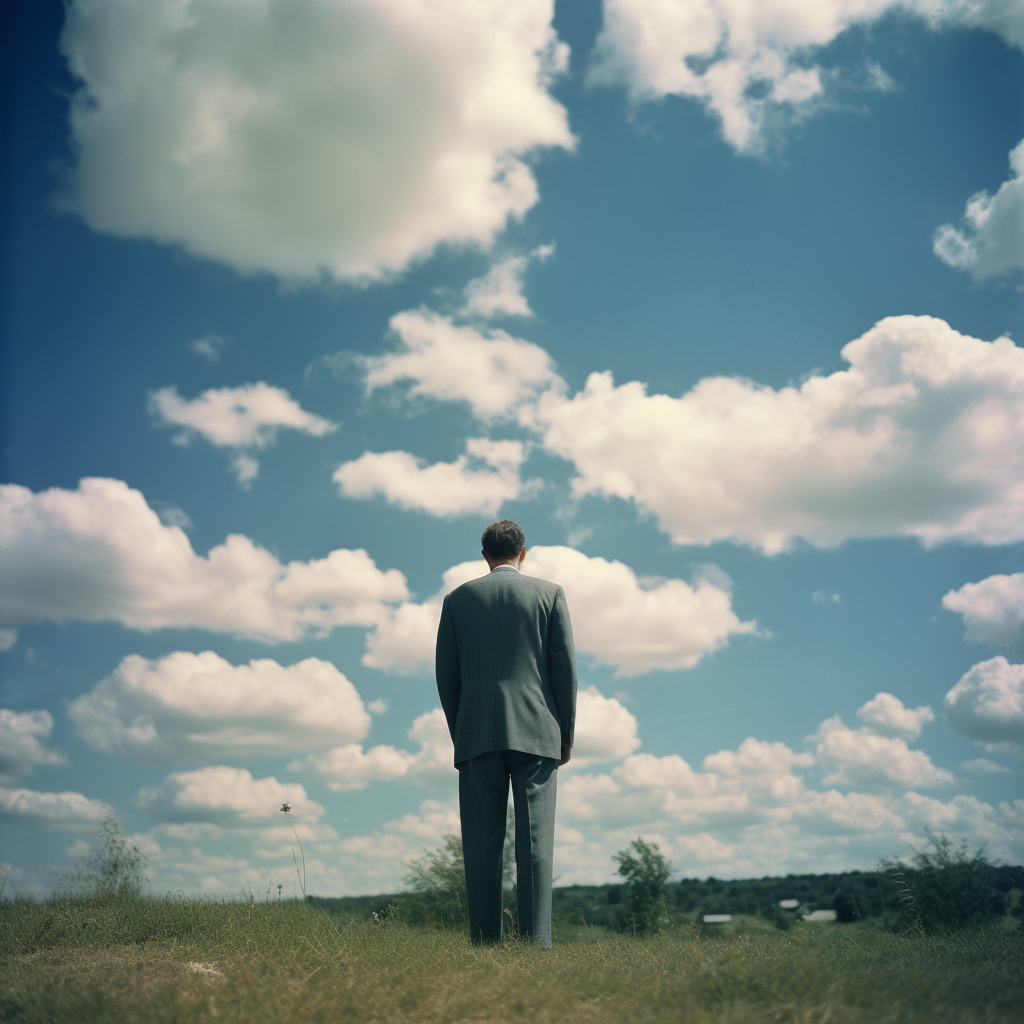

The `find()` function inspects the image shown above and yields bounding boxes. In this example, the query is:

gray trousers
[458,749,558,946]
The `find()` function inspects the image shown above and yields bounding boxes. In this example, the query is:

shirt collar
[490,564,520,572]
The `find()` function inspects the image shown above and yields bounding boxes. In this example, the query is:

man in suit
[435,519,577,947]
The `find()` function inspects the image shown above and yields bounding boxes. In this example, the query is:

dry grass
[2,897,1021,1023]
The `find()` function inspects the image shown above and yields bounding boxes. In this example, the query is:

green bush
[833,887,861,923]
[880,832,1006,933]
[614,838,672,935]
[53,814,148,899]
[401,810,516,930]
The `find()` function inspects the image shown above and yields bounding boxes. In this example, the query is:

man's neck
[490,562,519,572]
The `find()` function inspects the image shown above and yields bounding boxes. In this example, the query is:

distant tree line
[313,831,1022,936]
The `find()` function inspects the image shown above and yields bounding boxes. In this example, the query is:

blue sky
[1,0,1022,898]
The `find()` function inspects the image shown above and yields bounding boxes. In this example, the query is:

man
[435,519,577,947]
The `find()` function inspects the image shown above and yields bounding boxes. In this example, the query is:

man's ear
[518,547,527,566]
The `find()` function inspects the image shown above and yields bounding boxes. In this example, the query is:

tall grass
[2,895,1021,1023]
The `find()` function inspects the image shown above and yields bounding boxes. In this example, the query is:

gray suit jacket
[435,566,577,766]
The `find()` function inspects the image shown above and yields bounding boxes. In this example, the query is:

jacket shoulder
[447,571,561,601]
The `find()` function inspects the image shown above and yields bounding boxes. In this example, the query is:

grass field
[2,896,1021,1023]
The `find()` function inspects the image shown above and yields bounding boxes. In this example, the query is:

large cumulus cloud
[0,477,408,641]
[944,657,1024,755]
[354,313,1024,554]
[58,0,573,282]
[68,650,373,761]
[534,316,1024,553]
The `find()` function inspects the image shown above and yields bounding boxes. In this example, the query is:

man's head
[481,520,525,564]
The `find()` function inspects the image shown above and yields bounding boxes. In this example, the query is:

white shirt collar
[490,564,520,572]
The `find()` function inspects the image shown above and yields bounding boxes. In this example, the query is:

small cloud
[856,692,933,738]
[864,62,895,92]
[942,572,1024,659]
[692,563,733,593]
[64,838,91,859]
[152,503,193,530]
[461,244,555,320]
[149,382,337,487]
[961,757,1013,775]
[367,699,388,715]
[0,709,67,782]
[231,454,260,488]
[334,438,532,518]
[933,138,1024,282]
[303,351,361,387]
[944,656,1024,756]
[0,629,16,652]
[812,590,841,604]
[189,334,229,362]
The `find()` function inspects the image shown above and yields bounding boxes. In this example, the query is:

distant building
[803,910,838,922]
[778,899,799,909]
[702,914,731,923]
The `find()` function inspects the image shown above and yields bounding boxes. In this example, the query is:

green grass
[2,896,1021,1023]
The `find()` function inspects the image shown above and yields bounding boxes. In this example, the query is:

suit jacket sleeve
[435,594,461,741]
[547,585,577,748]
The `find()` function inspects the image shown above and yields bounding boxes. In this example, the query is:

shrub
[402,809,515,930]
[403,834,469,928]
[614,838,673,935]
[879,831,1006,933]
[833,887,861,923]
[54,814,148,899]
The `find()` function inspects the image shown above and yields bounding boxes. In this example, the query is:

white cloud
[934,138,1024,281]
[363,546,760,677]
[961,757,1013,775]
[586,1,1023,154]
[149,383,337,485]
[0,477,408,641]
[230,453,261,486]
[461,243,555,319]
[0,710,66,782]
[0,786,110,825]
[294,688,632,790]
[944,656,1024,754]
[367,699,388,715]
[293,708,458,791]
[58,0,573,283]
[356,312,1024,553]
[150,383,337,448]
[0,628,17,651]
[189,333,229,362]
[812,590,841,604]
[543,734,1023,883]
[526,546,761,676]
[571,687,642,766]
[140,766,323,826]
[333,438,533,517]
[943,572,1024,658]
[533,316,1024,553]
[49,713,1024,895]
[296,743,414,792]
[68,651,372,761]
[362,309,564,420]
[812,716,954,789]
[856,692,934,738]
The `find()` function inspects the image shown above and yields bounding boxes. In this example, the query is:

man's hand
[559,745,572,766]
